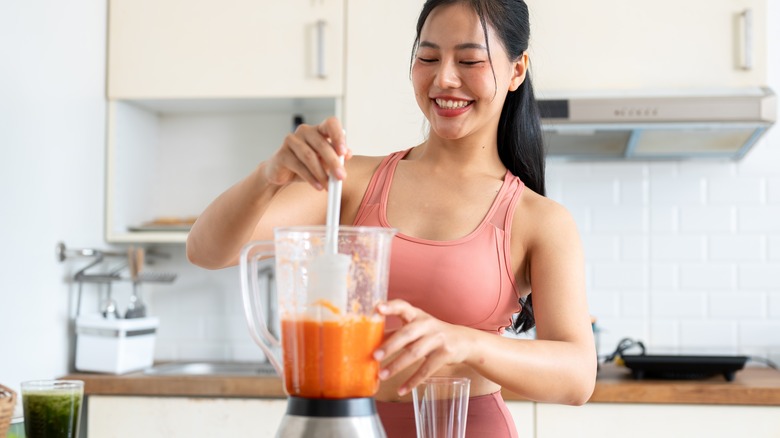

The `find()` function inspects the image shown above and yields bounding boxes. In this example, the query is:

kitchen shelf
[105,97,339,244]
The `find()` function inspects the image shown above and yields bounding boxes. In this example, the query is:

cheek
[411,67,430,99]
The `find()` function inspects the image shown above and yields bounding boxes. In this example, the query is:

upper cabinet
[343,0,427,157]
[526,0,767,94]
[108,0,344,99]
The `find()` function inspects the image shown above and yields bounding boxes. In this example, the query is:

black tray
[621,354,748,381]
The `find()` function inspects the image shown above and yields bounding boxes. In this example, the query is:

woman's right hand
[264,116,351,191]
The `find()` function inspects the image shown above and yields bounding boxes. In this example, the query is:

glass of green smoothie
[21,380,83,438]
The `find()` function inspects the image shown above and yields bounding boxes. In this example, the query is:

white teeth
[435,98,471,109]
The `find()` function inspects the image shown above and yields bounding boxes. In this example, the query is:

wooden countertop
[62,363,780,406]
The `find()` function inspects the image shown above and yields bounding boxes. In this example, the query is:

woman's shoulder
[345,150,408,180]
[342,151,404,206]
[512,186,580,245]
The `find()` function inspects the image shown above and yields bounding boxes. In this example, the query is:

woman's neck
[408,131,506,179]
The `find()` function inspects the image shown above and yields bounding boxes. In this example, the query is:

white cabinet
[343,0,427,157]
[535,403,780,438]
[526,0,767,93]
[506,401,536,438]
[108,0,344,99]
[105,0,345,243]
[87,395,287,437]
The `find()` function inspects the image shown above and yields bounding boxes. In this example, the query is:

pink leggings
[376,391,519,438]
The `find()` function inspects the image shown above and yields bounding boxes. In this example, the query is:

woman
[187,0,596,436]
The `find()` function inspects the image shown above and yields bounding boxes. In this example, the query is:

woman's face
[412,3,527,142]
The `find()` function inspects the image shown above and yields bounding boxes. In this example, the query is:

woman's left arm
[375,199,597,405]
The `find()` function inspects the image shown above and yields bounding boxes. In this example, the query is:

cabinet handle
[316,20,327,79]
[740,9,753,71]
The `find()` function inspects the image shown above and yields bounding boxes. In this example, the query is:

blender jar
[241,226,396,399]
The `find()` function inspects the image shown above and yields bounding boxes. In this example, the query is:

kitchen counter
[62,363,780,406]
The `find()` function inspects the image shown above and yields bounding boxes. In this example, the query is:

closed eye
[461,60,484,66]
[417,57,438,63]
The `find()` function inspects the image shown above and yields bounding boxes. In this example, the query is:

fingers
[374,300,443,394]
[270,117,349,191]
[314,118,347,181]
[317,117,347,156]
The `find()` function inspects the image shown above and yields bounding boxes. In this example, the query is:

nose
[433,58,461,89]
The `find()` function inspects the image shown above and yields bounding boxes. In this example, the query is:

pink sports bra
[353,149,525,334]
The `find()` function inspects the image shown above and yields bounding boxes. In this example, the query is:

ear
[508,52,529,92]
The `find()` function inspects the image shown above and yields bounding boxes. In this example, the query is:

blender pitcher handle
[239,240,284,375]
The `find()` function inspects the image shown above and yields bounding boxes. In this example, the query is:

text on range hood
[539,87,776,161]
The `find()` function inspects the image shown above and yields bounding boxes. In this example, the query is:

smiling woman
[186,0,595,437]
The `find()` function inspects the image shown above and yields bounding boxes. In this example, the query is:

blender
[240,226,396,438]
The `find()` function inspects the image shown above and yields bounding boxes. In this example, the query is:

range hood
[539,87,776,160]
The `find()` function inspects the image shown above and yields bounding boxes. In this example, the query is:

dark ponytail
[413,0,544,333]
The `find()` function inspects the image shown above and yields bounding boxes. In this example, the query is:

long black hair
[412,0,544,333]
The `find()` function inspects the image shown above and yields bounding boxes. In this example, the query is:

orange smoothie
[281,316,385,399]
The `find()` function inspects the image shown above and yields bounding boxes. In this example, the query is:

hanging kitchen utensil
[100,282,121,319]
[125,247,147,318]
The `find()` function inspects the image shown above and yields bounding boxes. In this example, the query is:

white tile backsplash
[738,206,780,232]
[557,128,780,360]
[649,178,704,205]
[738,322,780,347]
[679,321,738,350]
[769,294,780,318]
[708,178,765,204]
[619,236,648,261]
[678,205,735,233]
[679,264,735,290]
[738,264,780,290]
[648,320,679,348]
[651,235,706,261]
[709,293,766,318]
[649,264,677,289]
[768,178,780,204]
[591,207,647,233]
[592,263,647,289]
[709,235,765,261]
[650,293,707,319]
[770,236,780,261]
[582,235,619,261]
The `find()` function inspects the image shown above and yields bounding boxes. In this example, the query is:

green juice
[22,390,82,438]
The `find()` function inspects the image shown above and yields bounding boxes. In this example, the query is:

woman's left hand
[373,299,472,396]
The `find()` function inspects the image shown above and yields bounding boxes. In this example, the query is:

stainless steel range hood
[539,87,776,160]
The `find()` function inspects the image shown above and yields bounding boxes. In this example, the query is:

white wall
[0,0,108,392]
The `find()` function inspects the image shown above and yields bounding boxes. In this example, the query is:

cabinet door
[526,0,767,93]
[88,395,287,438]
[344,0,427,157]
[536,403,780,438]
[108,0,344,99]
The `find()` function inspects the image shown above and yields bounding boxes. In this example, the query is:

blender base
[277,397,386,438]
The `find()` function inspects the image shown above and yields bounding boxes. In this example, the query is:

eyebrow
[419,41,487,51]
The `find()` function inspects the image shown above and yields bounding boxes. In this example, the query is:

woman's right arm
[186,117,348,270]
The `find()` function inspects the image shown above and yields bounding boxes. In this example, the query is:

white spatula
[308,154,351,318]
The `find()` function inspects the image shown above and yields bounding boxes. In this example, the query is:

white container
[75,314,159,374]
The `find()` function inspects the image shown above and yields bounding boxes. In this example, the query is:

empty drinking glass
[412,377,470,438]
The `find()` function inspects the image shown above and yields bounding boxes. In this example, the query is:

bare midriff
[281,316,385,399]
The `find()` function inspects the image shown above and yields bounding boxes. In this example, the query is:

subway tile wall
[546,133,780,365]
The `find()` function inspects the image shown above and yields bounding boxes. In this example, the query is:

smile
[434,98,473,109]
